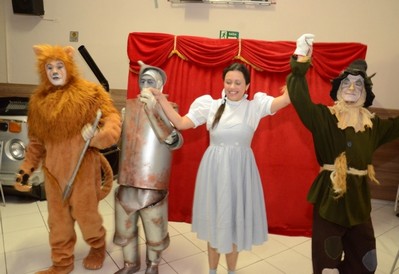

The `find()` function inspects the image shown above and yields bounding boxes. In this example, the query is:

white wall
[1,0,398,108]
[0,0,7,83]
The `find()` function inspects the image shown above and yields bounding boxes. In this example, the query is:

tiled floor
[0,182,398,274]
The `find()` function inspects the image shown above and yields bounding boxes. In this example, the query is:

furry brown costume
[14,45,121,274]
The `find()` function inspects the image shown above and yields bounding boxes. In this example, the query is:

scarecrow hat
[330,59,376,107]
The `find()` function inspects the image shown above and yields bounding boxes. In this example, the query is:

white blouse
[186,91,275,130]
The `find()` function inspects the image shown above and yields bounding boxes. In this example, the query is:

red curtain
[126,32,367,237]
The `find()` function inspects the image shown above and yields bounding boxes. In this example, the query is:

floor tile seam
[257,259,286,273]
[0,210,5,256]
[266,246,311,261]
[0,247,6,273]
[271,237,311,249]
[371,209,399,219]
[1,211,43,219]
[179,231,207,252]
[162,248,206,264]
[374,227,399,238]
[377,225,399,236]
[162,261,179,274]
[105,249,120,271]
[376,238,399,254]
[3,224,48,235]
[253,245,299,260]
[4,239,52,254]
[375,245,398,260]
[234,257,265,271]
[262,249,312,274]
[3,223,48,234]
[168,222,192,234]
[5,242,50,255]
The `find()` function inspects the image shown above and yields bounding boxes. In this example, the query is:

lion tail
[98,153,114,200]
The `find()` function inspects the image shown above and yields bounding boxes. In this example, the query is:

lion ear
[64,46,75,58]
[33,45,44,56]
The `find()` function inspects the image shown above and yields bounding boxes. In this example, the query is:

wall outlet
[69,31,79,42]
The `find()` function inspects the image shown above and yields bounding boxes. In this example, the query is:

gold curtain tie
[168,35,187,60]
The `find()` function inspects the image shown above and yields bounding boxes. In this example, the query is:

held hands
[81,123,98,142]
[139,88,157,109]
[294,33,315,57]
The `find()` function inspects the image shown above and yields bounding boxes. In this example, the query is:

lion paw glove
[81,123,99,142]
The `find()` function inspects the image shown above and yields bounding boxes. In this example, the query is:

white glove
[81,123,98,142]
[294,34,315,57]
[140,88,157,109]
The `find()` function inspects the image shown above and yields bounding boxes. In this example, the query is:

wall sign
[219,30,239,39]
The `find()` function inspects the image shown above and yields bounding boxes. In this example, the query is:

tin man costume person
[113,61,183,274]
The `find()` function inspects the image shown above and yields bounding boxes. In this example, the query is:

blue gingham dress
[186,91,274,253]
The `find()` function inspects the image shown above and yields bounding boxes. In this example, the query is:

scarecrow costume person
[113,61,183,274]
[287,34,399,274]
[14,44,122,274]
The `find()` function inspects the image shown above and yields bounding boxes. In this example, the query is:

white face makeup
[139,69,164,91]
[45,60,67,86]
[223,70,249,102]
[140,74,158,89]
[339,74,364,104]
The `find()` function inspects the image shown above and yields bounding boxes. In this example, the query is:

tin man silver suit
[114,62,183,274]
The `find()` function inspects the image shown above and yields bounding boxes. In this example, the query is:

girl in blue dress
[140,63,291,274]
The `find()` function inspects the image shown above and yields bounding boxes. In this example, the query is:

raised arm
[270,88,291,113]
[140,87,195,130]
[286,34,317,130]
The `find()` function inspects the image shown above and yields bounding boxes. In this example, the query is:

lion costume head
[33,44,80,91]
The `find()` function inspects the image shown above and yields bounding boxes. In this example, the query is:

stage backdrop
[126,32,367,237]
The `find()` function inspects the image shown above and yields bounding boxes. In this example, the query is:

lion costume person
[13,45,121,274]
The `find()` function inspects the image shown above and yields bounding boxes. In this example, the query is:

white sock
[209,269,217,274]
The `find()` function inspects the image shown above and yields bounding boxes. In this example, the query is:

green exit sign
[219,30,239,39]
